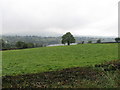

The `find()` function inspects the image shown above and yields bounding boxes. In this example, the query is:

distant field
[2,44,118,76]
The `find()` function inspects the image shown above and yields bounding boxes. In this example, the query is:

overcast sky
[0,0,119,37]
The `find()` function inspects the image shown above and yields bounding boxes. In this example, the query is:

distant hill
[1,35,115,46]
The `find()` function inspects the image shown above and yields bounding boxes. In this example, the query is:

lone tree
[62,32,75,45]
[115,37,120,43]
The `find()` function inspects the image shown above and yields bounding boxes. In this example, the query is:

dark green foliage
[27,43,34,48]
[61,39,65,45]
[62,32,75,45]
[1,39,41,50]
[0,39,5,47]
[0,39,5,49]
[0,39,6,49]
[1,36,115,47]
[15,41,27,49]
[15,41,35,49]
[95,60,120,71]
[96,39,101,43]
[115,37,120,42]
[82,41,84,44]
[2,36,61,46]
[88,41,92,43]
[4,43,11,49]
[0,39,12,49]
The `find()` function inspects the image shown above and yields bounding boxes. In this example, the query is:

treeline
[2,36,61,46]
[15,41,40,49]
[2,35,115,45]
[0,36,118,50]
[0,39,44,50]
[0,36,61,50]
[77,39,102,44]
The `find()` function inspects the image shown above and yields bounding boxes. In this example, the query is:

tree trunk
[67,41,70,45]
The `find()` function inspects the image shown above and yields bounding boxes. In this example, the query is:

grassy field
[2,43,118,76]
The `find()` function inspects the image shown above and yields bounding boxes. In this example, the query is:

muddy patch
[2,67,103,88]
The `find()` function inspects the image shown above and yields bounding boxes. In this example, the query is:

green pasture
[2,44,118,76]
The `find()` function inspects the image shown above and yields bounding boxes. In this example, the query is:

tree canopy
[0,39,5,48]
[115,37,120,42]
[61,32,75,45]
[15,41,27,49]
[96,39,101,43]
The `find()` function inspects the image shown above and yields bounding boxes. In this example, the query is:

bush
[27,43,34,48]
[82,41,84,44]
[115,37,120,42]
[88,41,92,43]
[16,41,35,49]
[15,41,27,49]
[96,39,101,43]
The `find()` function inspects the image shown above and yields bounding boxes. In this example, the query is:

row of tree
[61,32,120,45]
[77,39,101,44]
[1,32,120,50]
[2,34,116,46]
[15,41,35,49]
[61,32,102,45]
[0,39,12,49]
[0,39,44,50]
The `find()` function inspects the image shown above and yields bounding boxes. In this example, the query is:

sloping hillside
[2,44,118,76]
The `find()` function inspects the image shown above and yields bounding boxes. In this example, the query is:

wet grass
[2,43,120,88]
[2,60,120,88]
[2,43,118,76]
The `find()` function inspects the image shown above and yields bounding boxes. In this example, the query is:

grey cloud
[1,0,119,37]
